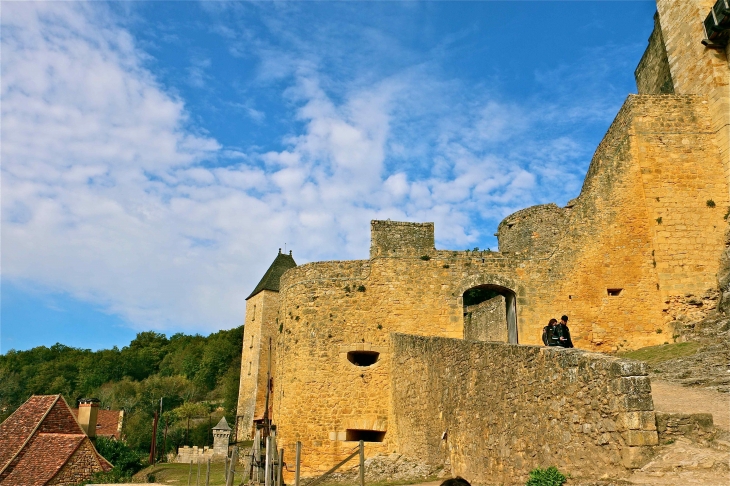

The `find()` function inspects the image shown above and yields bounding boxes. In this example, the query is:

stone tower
[235,249,297,441]
[212,417,231,457]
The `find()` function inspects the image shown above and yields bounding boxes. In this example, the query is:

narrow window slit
[346,429,386,442]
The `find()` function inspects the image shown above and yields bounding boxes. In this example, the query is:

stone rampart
[391,334,658,485]
[496,203,568,256]
[634,13,674,95]
[370,220,435,258]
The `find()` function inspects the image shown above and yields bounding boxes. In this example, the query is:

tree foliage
[0,326,243,455]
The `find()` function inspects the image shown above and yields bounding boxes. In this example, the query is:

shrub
[420,255,431,261]
[656,217,662,224]
[525,466,567,486]
[707,199,716,208]
[94,436,144,476]
[357,285,366,292]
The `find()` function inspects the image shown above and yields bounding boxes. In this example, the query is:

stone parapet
[391,334,659,484]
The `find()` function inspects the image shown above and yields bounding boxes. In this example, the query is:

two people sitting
[541,315,573,348]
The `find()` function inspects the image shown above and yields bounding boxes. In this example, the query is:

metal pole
[295,441,301,486]
[206,458,211,486]
[277,448,284,486]
[264,437,272,486]
[359,440,365,486]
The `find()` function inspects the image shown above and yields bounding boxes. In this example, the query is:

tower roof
[246,249,297,300]
[213,417,231,431]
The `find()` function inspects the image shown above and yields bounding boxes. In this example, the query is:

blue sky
[1,1,656,352]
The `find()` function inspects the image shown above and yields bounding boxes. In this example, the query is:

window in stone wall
[345,429,386,442]
[347,351,380,366]
[607,288,623,296]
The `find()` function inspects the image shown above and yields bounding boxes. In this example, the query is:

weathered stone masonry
[391,334,657,485]
[237,1,730,482]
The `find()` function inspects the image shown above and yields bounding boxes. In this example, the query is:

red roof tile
[0,395,112,485]
[70,408,123,438]
[0,395,59,474]
[1,433,84,486]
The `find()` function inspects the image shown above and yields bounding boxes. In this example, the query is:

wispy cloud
[1,1,638,334]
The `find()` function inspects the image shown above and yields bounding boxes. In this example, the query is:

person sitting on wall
[542,318,558,346]
[556,315,574,348]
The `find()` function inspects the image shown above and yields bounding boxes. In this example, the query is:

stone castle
[237,1,730,483]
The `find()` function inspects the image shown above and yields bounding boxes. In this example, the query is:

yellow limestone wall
[655,0,730,182]
[268,94,727,476]
[236,289,281,441]
[239,1,730,478]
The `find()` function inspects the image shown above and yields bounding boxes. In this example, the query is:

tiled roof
[0,395,60,474]
[0,395,112,485]
[70,408,123,438]
[1,433,84,486]
[246,250,297,299]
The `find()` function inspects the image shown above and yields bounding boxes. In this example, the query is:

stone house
[0,395,112,485]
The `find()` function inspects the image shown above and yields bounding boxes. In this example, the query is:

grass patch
[618,341,701,365]
[134,461,233,485]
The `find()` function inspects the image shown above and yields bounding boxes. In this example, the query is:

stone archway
[456,275,519,344]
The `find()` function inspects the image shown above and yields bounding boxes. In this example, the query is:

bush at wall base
[525,466,568,486]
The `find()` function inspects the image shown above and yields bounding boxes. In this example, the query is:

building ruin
[237,1,730,483]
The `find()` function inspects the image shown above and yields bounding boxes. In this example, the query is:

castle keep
[237,1,730,483]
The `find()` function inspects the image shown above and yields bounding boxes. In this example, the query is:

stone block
[611,376,652,394]
[617,411,657,431]
[621,446,655,469]
[624,430,659,446]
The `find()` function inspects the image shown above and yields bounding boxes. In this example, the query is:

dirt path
[651,380,730,431]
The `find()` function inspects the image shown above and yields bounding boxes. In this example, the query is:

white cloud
[1,2,621,335]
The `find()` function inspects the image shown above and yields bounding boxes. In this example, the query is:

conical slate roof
[246,250,297,300]
[213,417,231,431]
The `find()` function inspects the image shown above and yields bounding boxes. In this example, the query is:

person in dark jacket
[555,315,574,348]
[542,318,558,346]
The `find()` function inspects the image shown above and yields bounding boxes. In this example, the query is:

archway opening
[462,284,518,344]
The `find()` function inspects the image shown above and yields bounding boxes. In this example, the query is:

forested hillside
[0,327,243,457]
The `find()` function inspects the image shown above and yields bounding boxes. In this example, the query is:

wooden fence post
[264,437,272,486]
[277,448,284,486]
[205,457,211,486]
[226,446,239,486]
[197,457,201,486]
[295,441,301,486]
[359,441,365,486]
[188,459,193,486]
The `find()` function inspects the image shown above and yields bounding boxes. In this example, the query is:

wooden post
[225,456,229,482]
[277,448,284,486]
[295,441,301,486]
[264,437,272,486]
[188,460,193,486]
[197,457,201,486]
[205,457,211,486]
[359,440,365,486]
[226,446,239,486]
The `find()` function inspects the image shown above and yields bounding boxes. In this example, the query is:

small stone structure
[176,417,232,464]
[464,295,507,342]
[213,417,231,457]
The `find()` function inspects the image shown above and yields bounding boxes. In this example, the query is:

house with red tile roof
[70,408,124,440]
[0,395,112,486]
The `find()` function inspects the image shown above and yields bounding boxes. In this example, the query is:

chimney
[78,398,100,439]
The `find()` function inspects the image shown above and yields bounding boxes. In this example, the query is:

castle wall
[464,295,507,342]
[391,334,658,485]
[635,13,674,95]
[655,0,730,182]
[496,203,568,256]
[236,289,280,441]
[497,94,728,352]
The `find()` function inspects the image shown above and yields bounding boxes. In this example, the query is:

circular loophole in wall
[347,351,380,366]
